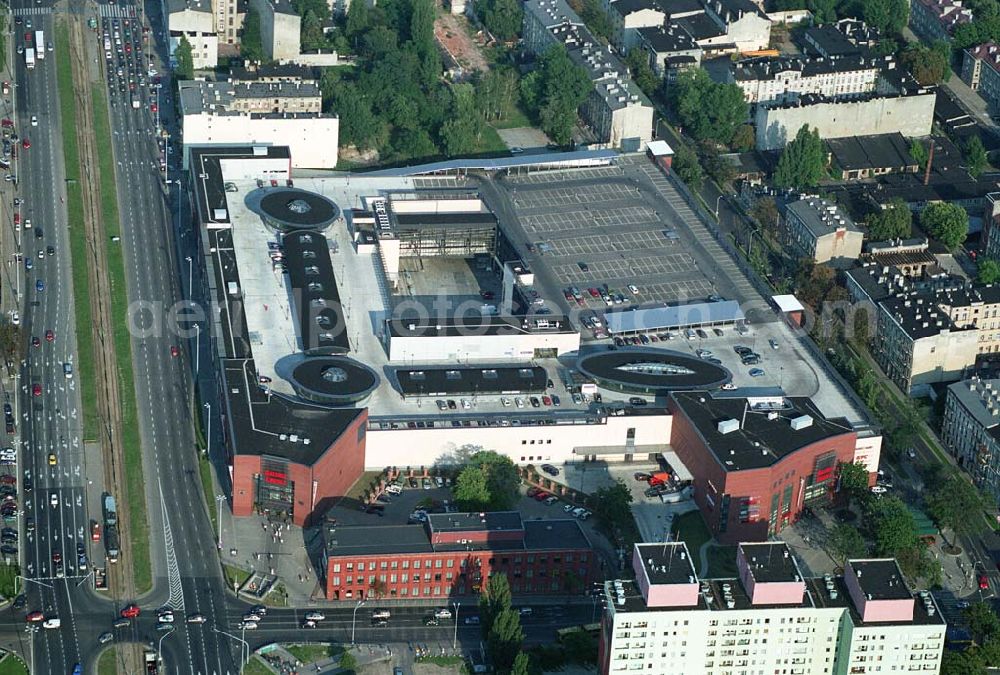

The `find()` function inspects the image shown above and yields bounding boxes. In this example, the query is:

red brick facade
[231,410,368,526]
[668,401,858,544]
[324,547,595,601]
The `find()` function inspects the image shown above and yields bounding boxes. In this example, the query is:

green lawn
[242,656,272,675]
[490,105,534,131]
[705,545,739,578]
[671,510,712,558]
[284,643,343,664]
[91,88,151,595]
[0,654,28,675]
[55,23,98,443]
[97,650,118,675]
[223,564,251,590]
[0,564,19,599]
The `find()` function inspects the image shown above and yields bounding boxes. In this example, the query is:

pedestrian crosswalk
[14,7,52,16]
[98,4,137,18]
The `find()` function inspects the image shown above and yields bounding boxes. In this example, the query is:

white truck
[25,48,35,70]
[35,31,44,59]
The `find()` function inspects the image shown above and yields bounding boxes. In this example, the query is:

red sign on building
[264,470,287,485]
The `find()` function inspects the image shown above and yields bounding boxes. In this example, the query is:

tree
[731,124,756,152]
[669,69,748,146]
[175,35,194,79]
[523,44,591,145]
[927,472,988,541]
[0,15,6,73]
[592,480,634,533]
[829,523,867,564]
[909,138,929,169]
[345,0,370,40]
[301,10,331,51]
[966,135,990,179]
[475,68,518,123]
[920,202,969,251]
[979,258,1000,284]
[328,83,385,150]
[339,650,358,674]
[966,602,1000,644]
[837,461,870,504]
[625,48,659,98]
[900,41,951,85]
[409,0,436,54]
[454,451,521,511]
[487,608,525,672]
[569,0,614,42]
[478,0,523,41]
[773,124,825,189]
[672,144,703,189]
[0,322,20,360]
[441,84,480,156]
[866,198,912,241]
[751,197,779,236]
[808,0,839,24]
[864,495,918,556]
[479,573,513,637]
[292,0,331,20]
[511,652,531,675]
[241,6,265,63]
[862,0,909,35]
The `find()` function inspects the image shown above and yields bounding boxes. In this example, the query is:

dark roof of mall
[428,511,524,534]
[669,391,855,471]
[848,559,913,601]
[395,365,547,396]
[283,229,350,354]
[577,349,730,391]
[387,315,574,338]
[291,356,379,401]
[188,145,291,227]
[393,212,497,229]
[324,518,592,556]
[740,543,801,584]
[258,187,339,229]
[224,358,363,465]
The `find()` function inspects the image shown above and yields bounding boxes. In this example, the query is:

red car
[170,345,179,357]
[32,384,41,397]
[21,139,29,150]
[150,103,157,113]
[45,330,54,342]
[542,396,552,406]
[13,213,19,227]
[26,611,44,622]
[24,33,31,42]
[533,491,549,501]
[980,573,990,590]
[91,521,101,541]
[121,604,140,619]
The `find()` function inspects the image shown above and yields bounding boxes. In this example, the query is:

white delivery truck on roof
[25,48,35,69]
[35,31,44,59]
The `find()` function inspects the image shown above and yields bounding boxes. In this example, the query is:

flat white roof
[647,140,673,157]
[772,294,805,314]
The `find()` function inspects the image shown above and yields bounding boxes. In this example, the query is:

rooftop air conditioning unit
[790,415,813,430]
[718,419,740,434]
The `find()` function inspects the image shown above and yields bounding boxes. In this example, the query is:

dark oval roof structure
[577,349,731,393]
[255,187,340,230]
[290,356,380,405]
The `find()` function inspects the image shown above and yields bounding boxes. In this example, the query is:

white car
[515,398,525,408]
[242,613,261,622]
[870,485,888,495]
[500,397,511,407]
[158,613,174,623]
[627,284,639,295]
[30,116,37,127]
[43,618,61,629]
[9,311,18,326]
[461,399,471,410]
[721,383,737,391]
[49,493,58,507]
[304,611,325,621]
[238,621,258,630]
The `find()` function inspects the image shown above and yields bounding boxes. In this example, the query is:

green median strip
[55,23,98,442]
[91,89,151,594]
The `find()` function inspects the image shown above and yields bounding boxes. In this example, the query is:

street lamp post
[157,625,174,658]
[216,494,226,551]
[204,401,211,457]
[194,323,200,374]
[715,195,723,221]
[351,599,366,645]
[185,255,193,297]
[452,601,461,651]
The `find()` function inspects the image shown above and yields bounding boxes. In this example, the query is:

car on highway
[49,493,57,507]
[91,521,101,540]
[48,454,56,466]
[186,613,207,624]
[43,618,61,629]
[26,611,44,622]
[35,279,43,292]
[30,116,36,127]
[121,604,140,619]
[238,621,258,630]
[158,612,174,623]
[98,632,113,644]
[112,618,130,628]
[45,330,54,342]
[21,139,28,150]
[980,573,990,590]
[305,611,325,621]
[170,345,179,357]
[32,384,41,397]
[242,613,261,622]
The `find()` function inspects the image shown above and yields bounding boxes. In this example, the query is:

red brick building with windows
[668,391,872,543]
[322,512,596,601]
[224,360,369,527]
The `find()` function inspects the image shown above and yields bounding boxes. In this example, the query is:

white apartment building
[214,0,245,45]
[167,0,219,69]
[599,543,945,675]
[730,55,885,107]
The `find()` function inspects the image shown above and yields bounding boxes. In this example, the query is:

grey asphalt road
[6,1,101,674]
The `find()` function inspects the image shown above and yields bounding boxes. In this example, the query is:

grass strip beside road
[55,24,98,442]
[0,653,28,675]
[284,644,343,664]
[91,89,151,594]
[0,564,18,598]
[242,657,272,675]
[97,650,118,675]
